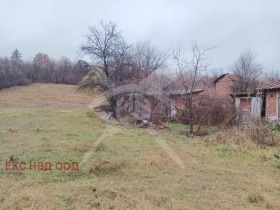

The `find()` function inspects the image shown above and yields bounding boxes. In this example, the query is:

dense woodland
[0,49,90,90]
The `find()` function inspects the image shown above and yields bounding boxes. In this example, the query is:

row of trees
[0,51,90,89]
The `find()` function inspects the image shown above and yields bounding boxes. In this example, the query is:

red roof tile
[258,80,280,90]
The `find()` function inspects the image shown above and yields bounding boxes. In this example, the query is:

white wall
[251,97,261,119]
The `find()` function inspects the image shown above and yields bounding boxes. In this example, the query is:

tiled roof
[258,80,280,90]
[199,88,216,96]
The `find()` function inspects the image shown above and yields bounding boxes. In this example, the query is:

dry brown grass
[0,83,93,108]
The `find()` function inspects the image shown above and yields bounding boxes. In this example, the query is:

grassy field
[0,84,280,209]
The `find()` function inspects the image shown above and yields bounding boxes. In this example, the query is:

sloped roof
[138,72,172,91]
[258,80,280,90]
[198,87,216,96]
[213,73,239,83]
[164,77,208,91]
[166,88,204,95]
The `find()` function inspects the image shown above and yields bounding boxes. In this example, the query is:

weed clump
[246,192,265,204]
[94,160,126,173]
[84,159,127,175]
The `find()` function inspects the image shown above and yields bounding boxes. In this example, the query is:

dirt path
[0,83,93,108]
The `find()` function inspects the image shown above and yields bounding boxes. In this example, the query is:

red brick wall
[172,94,201,111]
[240,98,251,111]
[215,79,233,96]
[266,90,277,117]
[173,97,185,110]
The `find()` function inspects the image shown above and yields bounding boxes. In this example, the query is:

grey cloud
[0,0,279,71]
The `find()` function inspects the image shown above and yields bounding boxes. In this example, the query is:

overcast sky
[1,0,280,72]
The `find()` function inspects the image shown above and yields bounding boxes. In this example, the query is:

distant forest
[0,49,90,90]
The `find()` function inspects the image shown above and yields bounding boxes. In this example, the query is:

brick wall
[240,98,251,111]
[173,97,185,110]
[266,90,278,119]
[239,98,252,121]
[172,93,202,111]
[215,77,234,96]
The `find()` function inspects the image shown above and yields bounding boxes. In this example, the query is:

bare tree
[134,41,168,79]
[0,57,31,89]
[173,41,214,134]
[263,69,280,82]
[32,53,55,83]
[80,21,125,84]
[78,21,168,118]
[78,21,134,116]
[232,49,262,93]
[55,57,76,84]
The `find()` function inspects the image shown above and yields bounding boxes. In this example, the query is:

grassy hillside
[0,84,279,209]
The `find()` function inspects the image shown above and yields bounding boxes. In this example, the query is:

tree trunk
[109,96,117,117]
[189,96,194,134]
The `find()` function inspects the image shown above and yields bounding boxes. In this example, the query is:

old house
[214,73,239,96]
[232,80,280,123]
[163,77,206,120]
[164,73,237,121]
[166,88,204,120]
[258,80,280,123]
[233,92,262,121]
[223,73,264,121]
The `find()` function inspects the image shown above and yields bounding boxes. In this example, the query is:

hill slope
[0,83,93,108]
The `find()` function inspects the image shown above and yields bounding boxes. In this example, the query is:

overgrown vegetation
[177,95,236,127]
[173,41,215,134]
[205,121,280,147]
